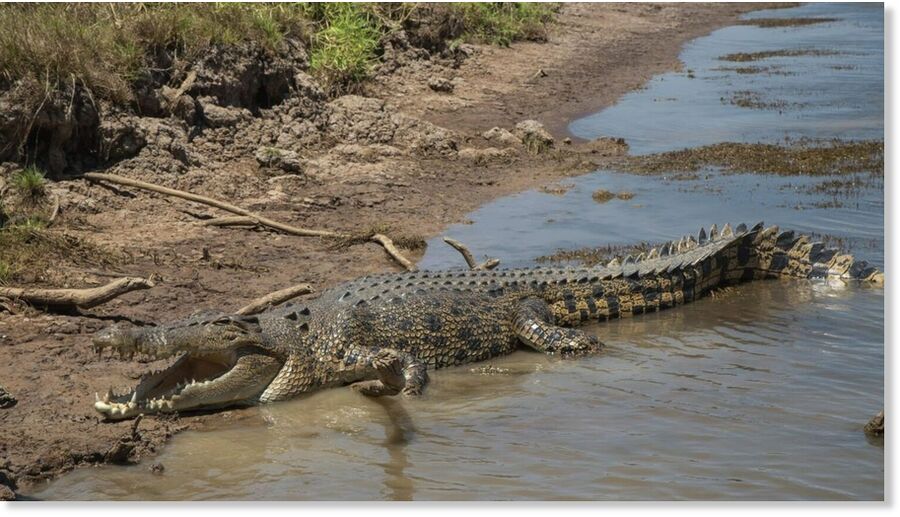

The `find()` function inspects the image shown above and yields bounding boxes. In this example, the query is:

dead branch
[83,172,339,238]
[201,216,260,227]
[371,233,417,271]
[236,283,314,315]
[442,237,500,270]
[0,277,155,309]
[83,172,419,271]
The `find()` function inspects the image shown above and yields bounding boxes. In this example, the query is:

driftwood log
[236,283,314,315]
[83,172,417,271]
[0,277,155,309]
[443,237,500,270]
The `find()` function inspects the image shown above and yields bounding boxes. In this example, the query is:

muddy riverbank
[0,3,792,499]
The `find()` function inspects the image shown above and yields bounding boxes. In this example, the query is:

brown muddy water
[32,2,883,500]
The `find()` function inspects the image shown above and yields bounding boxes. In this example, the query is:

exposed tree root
[0,277,155,309]
[442,237,500,270]
[236,283,314,315]
[83,172,418,271]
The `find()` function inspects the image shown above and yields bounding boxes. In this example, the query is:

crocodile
[92,222,883,420]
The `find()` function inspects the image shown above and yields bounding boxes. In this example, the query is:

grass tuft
[453,2,558,46]
[11,166,47,203]
[306,3,383,94]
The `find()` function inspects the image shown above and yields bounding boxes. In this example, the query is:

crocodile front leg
[351,348,429,397]
[514,298,604,357]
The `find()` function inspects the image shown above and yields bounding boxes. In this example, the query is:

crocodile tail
[588,222,881,287]
[744,223,884,284]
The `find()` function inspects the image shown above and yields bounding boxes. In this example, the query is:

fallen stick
[236,283,314,315]
[83,172,339,238]
[0,277,155,309]
[201,216,260,227]
[442,237,500,270]
[83,172,418,271]
[372,233,417,272]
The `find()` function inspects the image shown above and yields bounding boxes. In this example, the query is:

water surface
[32,2,883,501]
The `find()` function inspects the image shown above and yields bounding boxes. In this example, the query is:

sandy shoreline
[0,3,778,500]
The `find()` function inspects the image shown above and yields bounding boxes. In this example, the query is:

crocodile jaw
[93,350,283,420]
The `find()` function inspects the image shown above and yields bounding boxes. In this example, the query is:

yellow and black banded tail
[740,223,883,284]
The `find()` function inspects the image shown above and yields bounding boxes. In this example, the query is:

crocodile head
[91,313,284,420]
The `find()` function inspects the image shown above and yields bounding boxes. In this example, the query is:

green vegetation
[0,3,558,102]
[622,139,884,176]
[0,218,118,284]
[11,166,46,203]
[305,3,383,94]
[450,2,558,46]
[0,260,11,285]
[0,4,311,103]
[719,48,840,62]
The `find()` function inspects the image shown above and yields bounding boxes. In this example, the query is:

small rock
[255,147,304,174]
[428,76,454,93]
[199,98,252,128]
[513,120,554,154]
[0,385,16,409]
[864,410,884,437]
[563,137,572,145]
[149,463,165,475]
[481,127,520,147]
[587,136,629,156]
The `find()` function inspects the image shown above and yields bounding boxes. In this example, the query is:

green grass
[0,3,311,104]
[0,3,558,103]
[452,2,558,46]
[306,3,384,94]
[11,166,46,202]
[0,260,11,285]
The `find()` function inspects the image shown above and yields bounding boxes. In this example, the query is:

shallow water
[32,3,883,500]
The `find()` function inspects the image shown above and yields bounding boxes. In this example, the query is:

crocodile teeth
[607,257,620,268]
[698,227,707,245]
[635,253,646,262]
[104,389,113,403]
[623,255,635,265]
[647,247,659,260]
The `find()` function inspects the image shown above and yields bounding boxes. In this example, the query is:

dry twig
[236,283,314,315]
[0,277,155,309]
[83,172,418,271]
[442,237,500,270]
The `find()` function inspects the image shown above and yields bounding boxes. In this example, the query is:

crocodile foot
[351,348,407,397]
